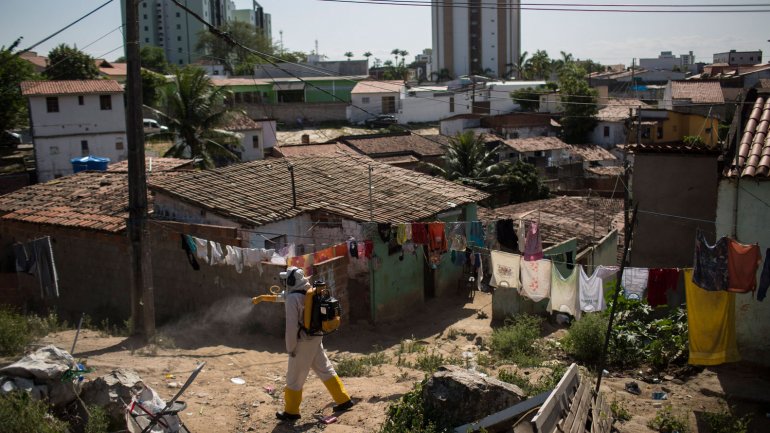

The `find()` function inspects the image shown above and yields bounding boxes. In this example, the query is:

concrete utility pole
[125,0,155,340]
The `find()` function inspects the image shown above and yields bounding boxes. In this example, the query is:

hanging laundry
[313,246,335,264]
[348,238,358,258]
[647,268,680,307]
[684,268,740,366]
[448,222,467,251]
[225,245,244,273]
[402,241,416,255]
[411,223,430,244]
[519,259,552,302]
[484,221,500,250]
[243,248,274,274]
[362,240,374,259]
[474,252,484,292]
[451,250,466,266]
[496,218,518,251]
[192,236,209,262]
[288,254,314,276]
[548,265,580,319]
[333,242,348,258]
[759,248,770,301]
[468,221,484,247]
[428,222,447,253]
[726,239,762,294]
[621,267,649,300]
[388,225,402,256]
[396,223,409,245]
[377,223,392,243]
[489,250,521,289]
[523,222,544,261]
[181,235,200,271]
[692,231,729,292]
[578,265,618,312]
[271,243,295,265]
[517,220,527,253]
[209,241,226,266]
[13,243,33,273]
[28,237,59,298]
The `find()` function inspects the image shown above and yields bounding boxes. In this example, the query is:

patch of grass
[490,314,543,366]
[446,327,460,340]
[610,399,632,422]
[379,380,442,433]
[702,407,751,433]
[476,353,493,368]
[498,364,567,397]
[397,338,426,355]
[0,390,69,433]
[415,351,446,374]
[85,405,110,433]
[0,307,32,356]
[647,404,689,433]
[562,312,607,366]
[336,348,389,377]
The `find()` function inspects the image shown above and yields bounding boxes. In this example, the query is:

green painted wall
[221,79,358,104]
[716,179,770,364]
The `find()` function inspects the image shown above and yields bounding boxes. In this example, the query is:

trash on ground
[230,377,246,385]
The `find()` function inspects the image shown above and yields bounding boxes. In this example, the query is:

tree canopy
[45,43,100,80]
[559,63,598,144]
[196,21,273,74]
[0,39,36,132]
[161,67,240,168]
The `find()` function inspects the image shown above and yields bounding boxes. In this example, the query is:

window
[252,135,260,149]
[176,12,180,17]
[176,24,181,29]
[177,36,182,41]
[656,126,663,139]
[145,38,149,43]
[142,2,146,7]
[265,235,286,250]
[641,127,651,139]
[81,140,89,155]
[46,97,59,112]
[381,96,396,113]
[178,59,183,65]
[449,96,455,112]
[361,97,370,104]
[143,14,147,19]
[115,138,124,150]
[603,126,610,137]
[100,95,112,110]
[178,47,182,53]
[144,26,148,31]
[78,95,84,105]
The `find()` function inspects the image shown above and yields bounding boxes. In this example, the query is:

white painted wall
[590,121,628,148]
[238,120,276,162]
[348,92,401,124]
[36,134,128,181]
[399,90,471,123]
[451,5,469,77]
[440,117,481,136]
[480,5,497,75]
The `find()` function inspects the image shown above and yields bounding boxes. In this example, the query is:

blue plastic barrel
[70,156,111,173]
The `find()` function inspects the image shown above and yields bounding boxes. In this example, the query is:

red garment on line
[411,223,429,244]
[647,268,680,307]
[428,222,447,253]
[727,239,762,293]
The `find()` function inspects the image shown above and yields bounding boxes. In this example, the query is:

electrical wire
[317,0,770,12]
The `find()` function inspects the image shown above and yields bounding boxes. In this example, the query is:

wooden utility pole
[125,0,155,339]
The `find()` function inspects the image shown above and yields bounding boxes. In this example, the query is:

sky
[0,0,767,67]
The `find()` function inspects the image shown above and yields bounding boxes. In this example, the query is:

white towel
[192,236,208,262]
[244,248,275,274]
[209,241,226,266]
[622,267,649,300]
[225,245,243,273]
[490,250,521,289]
[519,259,552,302]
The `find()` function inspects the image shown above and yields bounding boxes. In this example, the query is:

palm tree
[363,51,372,65]
[529,50,551,80]
[344,51,354,61]
[424,131,509,188]
[514,51,530,80]
[162,67,240,168]
[391,48,400,65]
[399,50,409,66]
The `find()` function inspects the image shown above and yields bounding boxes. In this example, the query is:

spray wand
[251,285,286,305]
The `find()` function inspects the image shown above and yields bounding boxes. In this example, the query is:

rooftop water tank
[71,156,111,173]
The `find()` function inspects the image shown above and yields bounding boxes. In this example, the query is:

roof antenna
[288,162,296,208]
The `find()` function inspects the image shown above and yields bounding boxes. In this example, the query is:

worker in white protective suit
[275,266,354,421]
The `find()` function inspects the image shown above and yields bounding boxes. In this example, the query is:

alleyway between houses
[24,292,770,433]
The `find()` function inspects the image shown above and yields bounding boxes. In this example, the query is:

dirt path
[36,292,770,432]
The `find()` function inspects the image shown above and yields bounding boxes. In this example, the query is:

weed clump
[702,407,751,433]
[562,312,607,365]
[0,391,69,433]
[647,404,689,433]
[336,349,389,377]
[490,314,543,366]
[379,380,442,433]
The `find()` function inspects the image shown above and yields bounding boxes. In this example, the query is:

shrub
[610,399,632,422]
[490,314,542,366]
[498,364,566,397]
[562,313,607,365]
[702,407,751,433]
[336,349,389,377]
[0,307,31,356]
[85,405,110,433]
[0,390,69,433]
[379,380,442,433]
[647,404,689,433]
[415,351,445,374]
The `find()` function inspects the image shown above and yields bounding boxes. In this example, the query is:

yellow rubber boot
[276,388,302,421]
[323,376,354,412]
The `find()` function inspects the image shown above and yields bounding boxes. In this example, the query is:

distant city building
[431,0,521,79]
[121,0,269,66]
[639,51,695,71]
[713,50,763,66]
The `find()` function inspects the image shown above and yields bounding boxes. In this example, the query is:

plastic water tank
[70,156,111,173]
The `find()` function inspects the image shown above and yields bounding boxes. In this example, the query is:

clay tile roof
[106,157,195,172]
[477,196,624,252]
[758,79,770,89]
[149,153,488,225]
[728,96,770,178]
[596,98,648,121]
[480,113,552,129]
[566,145,617,162]
[222,112,262,131]
[338,132,447,158]
[670,81,724,104]
[351,80,403,94]
[274,143,356,157]
[20,80,124,96]
[502,136,569,153]
[585,166,624,177]
[0,171,174,233]
[98,61,127,77]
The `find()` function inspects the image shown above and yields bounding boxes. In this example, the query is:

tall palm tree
[344,51,354,61]
[424,131,509,188]
[162,67,240,168]
[399,50,409,66]
[391,48,400,65]
[514,51,530,80]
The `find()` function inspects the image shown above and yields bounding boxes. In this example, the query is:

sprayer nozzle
[251,297,259,305]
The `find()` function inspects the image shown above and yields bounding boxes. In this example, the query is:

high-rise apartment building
[122,0,268,66]
[231,1,272,41]
[431,0,521,79]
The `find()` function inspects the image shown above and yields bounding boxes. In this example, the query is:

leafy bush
[647,404,689,433]
[610,399,632,422]
[0,390,69,433]
[379,380,442,433]
[85,405,110,433]
[415,351,445,374]
[490,314,543,366]
[0,307,31,356]
[702,408,751,433]
[562,312,607,365]
[498,364,566,397]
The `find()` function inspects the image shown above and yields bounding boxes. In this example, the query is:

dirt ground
[31,292,770,433]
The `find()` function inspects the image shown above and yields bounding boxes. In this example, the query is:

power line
[316,0,770,12]
[16,0,116,57]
